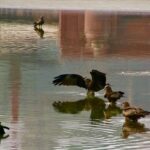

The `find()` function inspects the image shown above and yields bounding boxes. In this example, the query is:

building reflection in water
[84,11,118,57]
[59,10,150,58]
[1,8,150,58]
[9,56,21,150]
[59,10,85,58]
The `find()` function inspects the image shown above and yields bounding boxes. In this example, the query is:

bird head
[104,83,112,92]
[122,101,130,108]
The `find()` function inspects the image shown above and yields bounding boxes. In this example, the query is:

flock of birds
[33,17,150,137]
[52,69,150,123]
[32,17,150,124]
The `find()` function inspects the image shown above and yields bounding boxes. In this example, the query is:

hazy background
[1,0,150,12]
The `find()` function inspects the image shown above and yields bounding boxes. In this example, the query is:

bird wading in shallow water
[122,101,150,122]
[0,122,9,135]
[52,70,106,97]
[34,16,44,28]
[104,84,124,104]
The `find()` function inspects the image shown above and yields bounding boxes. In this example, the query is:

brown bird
[122,101,150,122]
[52,70,106,97]
[104,84,124,103]
[34,16,44,28]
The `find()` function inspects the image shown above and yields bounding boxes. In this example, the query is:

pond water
[0,8,150,150]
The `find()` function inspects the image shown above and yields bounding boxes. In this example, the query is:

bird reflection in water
[104,103,122,119]
[121,101,150,138]
[53,97,105,122]
[0,122,9,143]
[121,120,149,139]
[0,134,9,143]
[53,97,122,122]
[53,99,85,114]
[34,26,44,38]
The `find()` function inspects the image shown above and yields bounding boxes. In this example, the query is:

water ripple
[54,117,150,149]
[119,71,150,76]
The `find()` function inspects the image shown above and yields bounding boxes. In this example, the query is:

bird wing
[118,91,124,95]
[53,74,87,89]
[110,92,121,99]
[90,70,106,90]
[110,91,124,99]
[136,108,150,116]
[123,107,137,117]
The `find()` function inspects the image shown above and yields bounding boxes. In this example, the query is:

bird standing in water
[0,122,9,135]
[53,70,106,97]
[122,101,150,122]
[34,16,44,28]
[104,84,124,103]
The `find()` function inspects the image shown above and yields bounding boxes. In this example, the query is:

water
[0,9,150,150]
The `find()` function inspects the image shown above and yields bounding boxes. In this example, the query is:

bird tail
[119,91,124,96]
[144,111,150,115]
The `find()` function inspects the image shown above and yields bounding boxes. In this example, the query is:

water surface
[0,9,150,150]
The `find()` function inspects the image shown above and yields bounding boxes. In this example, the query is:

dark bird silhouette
[34,26,44,38]
[122,101,150,122]
[104,84,124,103]
[53,100,85,114]
[0,122,9,135]
[52,97,106,122]
[34,16,44,28]
[53,70,106,97]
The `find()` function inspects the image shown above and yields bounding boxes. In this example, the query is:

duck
[104,84,124,103]
[52,70,106,97]
[122,101,150,122]
[34,16,44,28]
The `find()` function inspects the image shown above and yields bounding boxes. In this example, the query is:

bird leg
[87,90,95,98]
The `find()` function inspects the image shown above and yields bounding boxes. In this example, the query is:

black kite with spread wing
[53,70,106,97]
